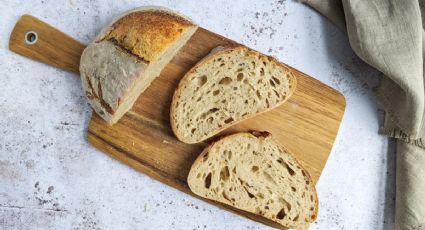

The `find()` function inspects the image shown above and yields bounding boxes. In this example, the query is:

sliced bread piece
[170,46,296,143]
[187,132,318,229]
[80,6,198,124]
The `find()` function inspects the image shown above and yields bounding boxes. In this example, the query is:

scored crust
[101,6,195,62]
[80,6,197,124]
[170,45,297,143]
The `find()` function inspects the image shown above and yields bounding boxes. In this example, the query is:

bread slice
[80,6,198,124]
[170,46,296,143]
[187,132,318,229]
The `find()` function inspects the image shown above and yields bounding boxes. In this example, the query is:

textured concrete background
[0,0,395,229]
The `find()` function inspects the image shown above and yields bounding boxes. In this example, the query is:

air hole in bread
[276,208,286,220]
[219,77,232,85]
[242,186,255,199]
[256,90,262,100]
[203,152,209,161]
[224,118,234,124]
[233,87,238,90]
[286,202,292,211]
[260,68,265,76]
[220,166,230,181]
[222,190,231,202]
[273,90,280,98]
[207,117,214,124]
[310,194,314,201]
[213,90,220,96]
[311,214,316,219]
[204,173,212,189]
[265,99,270,108]
[291,187,296,192]
[220,63,225,67]
[232,167,236,174]
[293,215,299,222]
[301,170,306,177]
[200,108,219,119]
[226,150,232,160]
[282,162,295,176]
[237,73,244,81]
[197,75,207,86]
[243,79,248,84]
[251,166,259,172]
[258,193,264,199]
[272,76,280,85]
[191,128,196,134]
[196,173,201,178]
[265,206,269,210]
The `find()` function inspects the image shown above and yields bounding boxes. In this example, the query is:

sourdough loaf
[170,45,296,143]
[80,6,198,124]
[187,132,318,229]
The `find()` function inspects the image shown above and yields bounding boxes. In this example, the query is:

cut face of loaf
[187,132,318,229]
[80,6,198,124]
[171,46,296,143]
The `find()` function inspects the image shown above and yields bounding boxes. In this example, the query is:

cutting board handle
[8,15,85,74]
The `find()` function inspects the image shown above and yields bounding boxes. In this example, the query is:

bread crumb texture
[188,132,318,229]
[171,46,296,143]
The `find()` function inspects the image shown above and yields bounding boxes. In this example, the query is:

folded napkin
[303,0,425,229]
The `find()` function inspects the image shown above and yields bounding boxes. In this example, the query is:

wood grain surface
[9,15,345,229]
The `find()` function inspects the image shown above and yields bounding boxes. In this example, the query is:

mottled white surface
[0,0,395,229]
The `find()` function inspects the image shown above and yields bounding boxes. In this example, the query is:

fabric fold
[303,0,425,229]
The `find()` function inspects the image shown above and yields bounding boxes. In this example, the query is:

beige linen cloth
[303,0,425,229]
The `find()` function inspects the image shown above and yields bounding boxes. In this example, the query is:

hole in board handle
[25,31,38,45]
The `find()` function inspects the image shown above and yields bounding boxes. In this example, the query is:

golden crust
[105,10,195,62]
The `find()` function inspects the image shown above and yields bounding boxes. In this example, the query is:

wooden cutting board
[9,15,345,228]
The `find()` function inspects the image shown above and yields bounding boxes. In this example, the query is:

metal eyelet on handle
[25,31,38,45]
